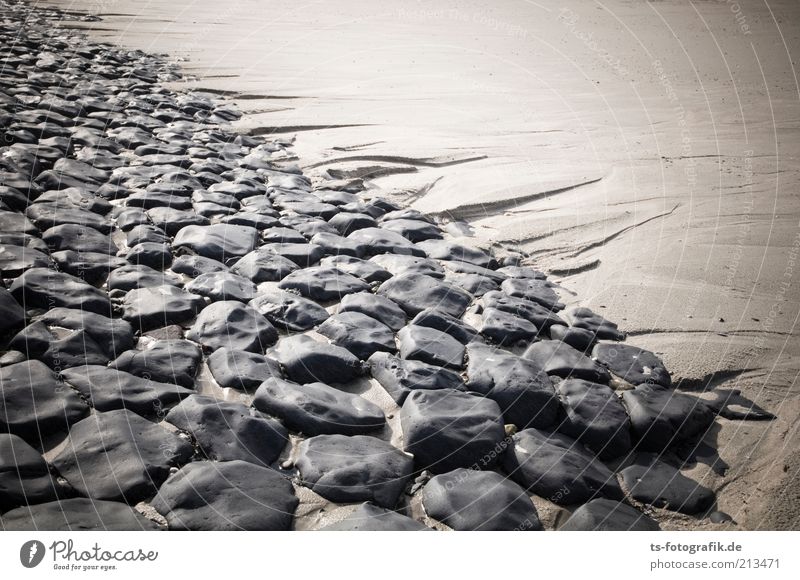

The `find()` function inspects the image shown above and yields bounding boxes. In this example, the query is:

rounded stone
[249,289,329,332]
[555,378,632,460]
[151,460,298,530]
[523,340,611,384]
[185,271,257,302]
[318,311,397,360]
[60,365,193,416]
[186,300,278,353]
[0,498,160,531]
[422,468,542,531]
[377,273,472,318]
[400,389,505,473]
[121,284,205,332]
[368,352,466,405]
[295,434,414,508]
[398,325,465,370]
[165,395,288,466]
[503,428,623,505]
[321,502,430,531]
[0,360,88,445]
[339,292,407,331]
[206,348,282,392]
[619,454,715,515]
[559,498,660,531]
[253,377,385,436]
[51,409,194,503]
[270,335,363,384]
[465,343,559,430]
[593,343,671,387]
[278,266,370,302]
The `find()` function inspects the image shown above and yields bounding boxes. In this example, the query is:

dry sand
[42,0,800,529]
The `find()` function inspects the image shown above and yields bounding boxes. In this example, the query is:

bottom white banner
[0,531,797,578]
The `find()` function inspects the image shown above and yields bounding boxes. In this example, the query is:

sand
[41,0,800,529]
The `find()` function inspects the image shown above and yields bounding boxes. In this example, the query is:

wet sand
[42,0,800,529]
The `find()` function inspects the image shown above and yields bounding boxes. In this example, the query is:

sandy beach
[23,0,800,529]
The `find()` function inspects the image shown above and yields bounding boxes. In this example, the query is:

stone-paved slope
[0,0,773,531]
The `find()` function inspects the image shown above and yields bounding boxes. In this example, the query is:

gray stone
[230,247,298,282]
[170,254,229,277]
[51,409,193,503]
[254,377,385,436]
[523,340,611,383]
[151,460,297,530]
[296,434,414,508]
[249,289,329,332]
[318,312,396,360]
[370,254,445,279]
[0,360,88,444]
[500,278,564,310]
[422,468,542,531]
[0,244,50,277]
[479,307,539,345]
[622,385,714,451]
[186,300,278,353]
[110,340,202,388]
[398,325,465,370]
[482,290,565,330]
[378,273,472,318]
[107,264,180,292]
[564,307,626,341]
[173,223,258,263]
[556,378,632,460]
[311,231,366,257]
[207,348,282,392]
[10,307,134,368]
[52,250,127,283]
[185,271,257,302]
[166,395,287,465]
[0,288,25,337]
[410,308,478,344]
[503,428,623,504]
[279,266,369,302]
[42,224,118,255]
[10,268,111,315]
[0,434,69,511]
[416,240,497,269]
[559,498,660,531]
[401,389,505,473]
[60,365,193,416]
[347,227,426,257]
[0,498,160,530]
[126,242,172,270]
[465,343,559,429]
[321,502,430,531]
[380,218,442,242]
[619,454,715,515]
[368,352,466,405]
[271,335,363,384]
[121,284,205,331]
[548,324,596,352]
[321,255,391,283]
[339,292,406,331]
[593,343,671,387]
